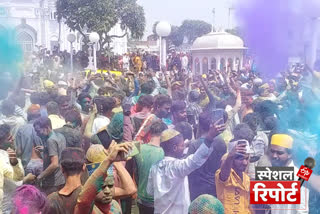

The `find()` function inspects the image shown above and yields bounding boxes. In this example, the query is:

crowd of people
[27,48,191,76]
[0,45,319,214]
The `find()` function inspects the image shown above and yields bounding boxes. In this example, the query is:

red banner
[250,181,301,204]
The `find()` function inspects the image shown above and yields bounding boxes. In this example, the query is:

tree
[178,20,212,44]
[167,25,184,47]
[152,21,160,36]
[226,27,241,37]
[56,0,146,51]
[150,19,212,48]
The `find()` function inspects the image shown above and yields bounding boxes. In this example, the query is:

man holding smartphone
[215,140,253,214]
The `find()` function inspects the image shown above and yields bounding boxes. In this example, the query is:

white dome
[192,31,245,50]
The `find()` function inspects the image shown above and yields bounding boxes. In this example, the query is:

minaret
[212,8,215,33]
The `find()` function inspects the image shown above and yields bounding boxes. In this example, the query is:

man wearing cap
[147,121,225,214]
[215,140,253,214]
[268,134,309,214]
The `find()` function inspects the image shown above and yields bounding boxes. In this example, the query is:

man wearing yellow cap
[269,134,294,167]
[268,134,309,214]
[147,120,225,214]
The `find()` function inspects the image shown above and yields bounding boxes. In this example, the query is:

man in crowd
[77,92,92,120]
[131,95,154,137]
[188,111,227,200]
[171,100,187,127]
[0,124,24,209]
[215,140,252,214]
[147,119,225,214]
[133,121,167,214]
[15,104,42,169]
[91,96,115,135]
[0,100,25,136]
[34,117,66,195]
[134,95,172,143]
[47,101,65,130]
[0,124,38,213]
[48,142,132,213]
[268,134,309,214]
[55,109,82,148]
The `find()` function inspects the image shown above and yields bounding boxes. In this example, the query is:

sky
[137,0,237,37]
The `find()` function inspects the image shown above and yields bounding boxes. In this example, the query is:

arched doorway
[195,58,200,74]
[210,57,216,71]
[228,58,233,70]
[17,31,33,52]
[202,57,208,74]
[220,58,226,71]
[236,57,240,71]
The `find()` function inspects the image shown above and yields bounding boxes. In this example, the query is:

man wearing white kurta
[268,134,309,214]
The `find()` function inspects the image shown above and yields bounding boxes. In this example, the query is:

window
[210,57,216,70]
[50,11,57,20]
[17,31,33,52]
[202,57,208,74]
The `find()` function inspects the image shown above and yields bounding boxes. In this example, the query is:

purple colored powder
[235,0,320,77]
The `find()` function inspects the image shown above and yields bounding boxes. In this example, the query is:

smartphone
[122,141,140,159]
[93,97,105,114]
[212,109,224,125]
[237,140,253,154]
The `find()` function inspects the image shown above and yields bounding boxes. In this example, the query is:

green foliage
[226,27,241,37]
[151,19,212,47]
[178,20,212,44]
[167,25,184,47]
[152,21,160,35]
[56,0,146,49]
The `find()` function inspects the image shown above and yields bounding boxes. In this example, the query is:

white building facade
[0,0,127,55]
[191,31,246,74]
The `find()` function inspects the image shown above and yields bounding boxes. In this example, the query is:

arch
[220,58,226,71]
[202,57,208,74]
[17,31,33,52]
[15,23,37,52]
[228,58,233,70]
[195,58,200,74]
[236,57,240,71]
[15,23,37,42]
[210,57,217,70]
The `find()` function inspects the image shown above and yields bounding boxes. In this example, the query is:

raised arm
[200,76,216,109]
[113,162,137,199]
[74,142,132,214]
[84,104,97,138]
[219,142,246,182]
[168,121,225,178]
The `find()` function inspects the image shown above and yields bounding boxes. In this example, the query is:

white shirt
[147,143,213,214]
[48,114,66,130]
[0,150,24,214]
[92,115,110,134]
[271,161,309,214]
[123,56,130,69]
[181,56,188,69]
